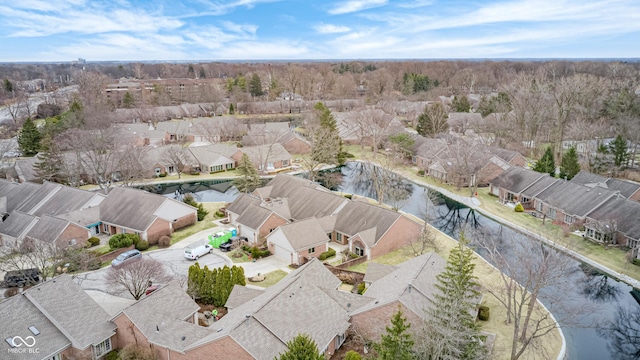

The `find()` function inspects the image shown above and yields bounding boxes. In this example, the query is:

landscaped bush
[250,246,271,259]
[109,234,139,249]
[215,210,225,218]
[349,252,359,259]
[343,194,353,199]
[190,171,201,176]
[632,259,640,266]
[158,173,167,177]
[57,248,101,273]
[344,152,355,158]
[158,236,171,248]
[104,350,119,360]
[478,305,490,321]
[119,345,156,360]
[514,203,524,212]
[319,248,337,260]
[135,239,149,251]
[357,282,366,295]
[417,170,425,176]
[344,350,362,360]
[87,237,100,247]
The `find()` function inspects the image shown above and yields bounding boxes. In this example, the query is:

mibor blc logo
[8,336,40,354]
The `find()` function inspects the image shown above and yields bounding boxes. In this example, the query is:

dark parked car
[111,249,142,266]
[219,240,233,252]
[4,268,40,287]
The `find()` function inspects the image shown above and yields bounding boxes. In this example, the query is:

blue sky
[1,0,639,62]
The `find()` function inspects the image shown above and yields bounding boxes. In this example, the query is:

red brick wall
[629,189,640,202]
[174,212,197,231]
[147,218,172,245]
[56,223,90,248]
[283,138,311,154]
[510,153,527,167]
[297,242,328,264]
[370,216,422,259]
[351,301,423,344]
[61,345,94,360]
[257,213,287,240]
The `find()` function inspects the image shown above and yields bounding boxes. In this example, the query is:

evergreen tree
[314,102,345,165]
[533,146,555,177]
[229,103,235,114]
[416,103,449,137]
[452,95,472,112]
[374,307,415,360]
[231,265,246,286]
[183,194,209,221]
[276,334,324,360]
[609,135,629,167]
[559,147,581,180]
[249,73,263,97]
[419,234,487,360]
[232,153,262,193]
[33,134,66,183]
[122,91,135,108]
[18,117,42,157]
[3,79,13,93]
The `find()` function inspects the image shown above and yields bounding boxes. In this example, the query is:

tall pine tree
[609,135,629,167]
[276,334,324,360]
[249,73,263,97]
[419,234,487,360]
[314,102,345,165]
[533,146,555,177]
[374,307,415,360]
[559,147,580,180]
[33,134,66,183]
[232,153,262,193]
[18,117,42,157]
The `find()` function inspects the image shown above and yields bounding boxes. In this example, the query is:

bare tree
[106,258,170,300]
[163,145,189,179]
[597,306,640,359]
[0,238,65,281]
[345,108,395,157]
[473,228,598,360]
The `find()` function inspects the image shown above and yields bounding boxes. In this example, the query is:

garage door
[273,243,293,265]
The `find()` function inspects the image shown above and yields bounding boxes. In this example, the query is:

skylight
[28,326,40,336]
[5,338,15,348]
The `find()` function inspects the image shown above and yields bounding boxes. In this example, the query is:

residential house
[115,123,169,147]
[144,145,199,177]
[489,167,547,204]
[583,196,640,256]
[266,217,329,265]
[156,121,195,143]
[241,143,292,173]
[99,187,197,245]
[187,144,242,173]
[351,253,449,342]
[447,112,484,134]
[570,171,640,201]
[0,274,116,360]
[274,131,311,154]
[228,175,422,261]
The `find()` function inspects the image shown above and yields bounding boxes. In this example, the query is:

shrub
[478,305,490,321]
[87,237,100,247]
[514,203,524,212]
[319,248,337,260]
[349,252,359,259]
[632,259,640,266]
[249,246,271,259]
[357,282,366,295]
[4,288,19,298]
[417,170,425,176]
[183,194,209,221]
[215,210,225,218]
[344,152,355,158]
[344,350,362,360]
[158,236,171,248]
[105,350,119,360]
[158,173,167,177]
[343,194,353,199]
[190,171,200,176]
[109,234,138,249]
[135,239,150,251]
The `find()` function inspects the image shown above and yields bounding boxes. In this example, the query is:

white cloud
[313,23,351,34]
[328,0,387,15]
[396,0,434,8]
[188,0,282,16]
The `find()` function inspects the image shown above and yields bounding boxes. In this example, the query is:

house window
[168,166,175,173]
[308,247,315,254]
[336,333,346,348]
[535,202,543,212]
[547,208,556,220]
[68,239,77,246]
[282,159,289,166]
[355,246,364,257]
[154,167,161,176]
[565,215,574,224]
[267,162,275,170]
[336,233,343,242]
[412,156,417,164]
[94,338,112,358]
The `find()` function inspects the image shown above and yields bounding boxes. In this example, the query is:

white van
[184,243,213,260]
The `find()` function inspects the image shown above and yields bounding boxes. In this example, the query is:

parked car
[219,240,233,252]
[3,268,40,288]
[184,243,213,260]
[111,249,142,266]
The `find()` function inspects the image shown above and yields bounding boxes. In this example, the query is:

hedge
[135,239,150,251]
[478,305,490,321]
[514,203,524,212]
[109,234,139,249]
[87,237,100,247]
[319,248,337,260]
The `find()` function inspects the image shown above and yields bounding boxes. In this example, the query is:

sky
[1,0,640,62]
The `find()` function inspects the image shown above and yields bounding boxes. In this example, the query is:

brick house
[0,275,116,360]
[99,187,197,245]
[241,143,293,173]
[266,217,329,265]
[187,144,242,173]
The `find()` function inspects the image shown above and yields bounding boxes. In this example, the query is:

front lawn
[247,269,288,288]
[170,202,224,245]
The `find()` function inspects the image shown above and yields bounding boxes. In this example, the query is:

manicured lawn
[229,249,250,263]
[248,269,288,288]
[170,202,225,245]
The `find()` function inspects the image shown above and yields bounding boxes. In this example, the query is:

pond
[149,162,640,360]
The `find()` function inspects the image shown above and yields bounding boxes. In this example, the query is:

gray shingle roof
[188,144,239,165]
[363,263,398,283]
[99,187,166,231]
[270,217,329,251]
[587,196,640,240]
[0,180,41,213]
[25,215,76,243]
[226,193,261,216]
[56,206,101,227]
[236,203,277,230]
[0,211,37,238]
[335,201,401,246]
[14,182,60,214]
[570,171,640,199]
[30,186,97,218]
[24,275,116,349]
[226,285,265,310]
[490,167,547,194]
[355,252,446,319]
[540,181,618,217]
[521,177,560,198]
[0,295,71,360]
[242,143,292,165]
